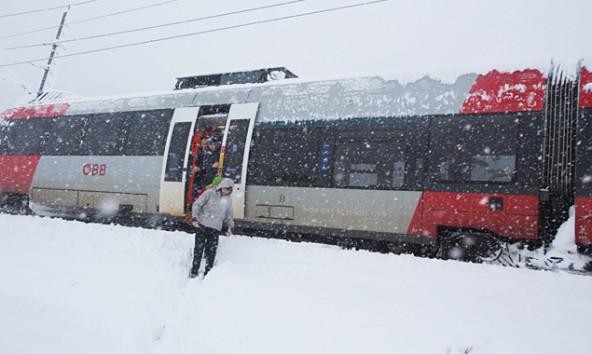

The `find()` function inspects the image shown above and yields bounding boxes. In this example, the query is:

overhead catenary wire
[0,0,99,20]
[0,0,183,40]
[7,0,312,50]
[0,0,390,69]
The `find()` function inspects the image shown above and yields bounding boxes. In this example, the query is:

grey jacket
[191,178,235,232]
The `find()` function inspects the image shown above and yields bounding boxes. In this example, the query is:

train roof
[2,59,589,122]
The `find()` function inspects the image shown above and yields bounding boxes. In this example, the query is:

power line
[0,0,183,40]
[0,0,99,19]
[0,0,390,69]
[7,0,311,50]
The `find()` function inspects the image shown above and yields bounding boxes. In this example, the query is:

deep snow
[1,213,592,354]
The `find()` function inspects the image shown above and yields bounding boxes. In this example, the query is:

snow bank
[1,214,592,354]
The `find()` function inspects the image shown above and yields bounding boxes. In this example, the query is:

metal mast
[36,6,69,97]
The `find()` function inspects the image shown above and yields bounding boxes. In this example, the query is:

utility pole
[37,6,70,98]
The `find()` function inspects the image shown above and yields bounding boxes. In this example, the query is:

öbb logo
[82,163,107,176]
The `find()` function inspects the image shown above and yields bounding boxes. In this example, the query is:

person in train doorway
[197,136,221,191]
[190,177,235,278]
[191,136,211,198]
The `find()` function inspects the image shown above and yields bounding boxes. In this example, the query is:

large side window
[80,114,127,155]
[248,125,322,187]
[1,109,172,156]
[429,115,518,183]
[0,119,46,155]
[42,117,86,155]
[333,139,406,189]
[124,110,173,156]
[248,121,414,189]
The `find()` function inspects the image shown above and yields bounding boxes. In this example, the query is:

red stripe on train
[0,156,41,194]
[0,103,70,120]
[576,197,592,244]
[407,192,539,239]
[460,69,545,114]
[579,67,592,109]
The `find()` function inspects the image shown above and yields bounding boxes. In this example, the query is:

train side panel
[29,156,163,216]
[576,65,592,247]
[0,156,42,194]
[243,186,423,241]
[0,103,72,211]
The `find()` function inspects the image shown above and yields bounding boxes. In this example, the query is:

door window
[164,122,191,182]
[221,120,250,184]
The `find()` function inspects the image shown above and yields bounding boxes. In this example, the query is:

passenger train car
[576,65,592,253]
[1,63,591,256]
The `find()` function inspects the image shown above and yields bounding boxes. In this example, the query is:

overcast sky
[1,0,592,111]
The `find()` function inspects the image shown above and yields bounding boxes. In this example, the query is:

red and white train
[1,63,591,257]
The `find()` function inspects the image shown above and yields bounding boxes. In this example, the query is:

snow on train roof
[1,59,559,122]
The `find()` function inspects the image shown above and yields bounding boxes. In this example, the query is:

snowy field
[1,214,592,354]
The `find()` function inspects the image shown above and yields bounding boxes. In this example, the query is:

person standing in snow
[190,177,235,278]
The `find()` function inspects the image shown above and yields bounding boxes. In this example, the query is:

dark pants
[190,225,220,277]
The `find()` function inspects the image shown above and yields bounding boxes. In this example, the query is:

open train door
[159,107,200,216]
[218,103,258,219]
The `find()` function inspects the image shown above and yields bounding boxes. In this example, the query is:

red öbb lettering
[82,163,107,176]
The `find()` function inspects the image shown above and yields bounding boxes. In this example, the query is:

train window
[221,120,249,184]
[0,119,46,155]
[429,115,518,183]
[42,117,86,155]
[1,121,19,154]
[80,114,126,155]
[0,120,17,154]
[333,139,406,189]
[123,110,172,156]
[248,126,321,187]
[164,122,192,182]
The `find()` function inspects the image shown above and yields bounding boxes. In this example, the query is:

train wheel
[17,199,31,215]
[436,233,470,261]
[479,241,520,267]
[437,232,505,263]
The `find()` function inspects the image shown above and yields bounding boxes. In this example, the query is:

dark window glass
[333,139,406,189]
[429,115,518,183]
[123,110,172,156]
[249,127,320,186]
[17,120,45,155]
[1,121,19,155]
[165,122,191,182]
[0,121,17,154]
[80,114,127,155]
[42,117,86,155]
[248,121,416,189]
[1,109,172,156]
[576,109,592,191]
[0,119,47,155]
[221,120,250,184]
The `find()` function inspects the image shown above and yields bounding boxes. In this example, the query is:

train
[1,63,591,260]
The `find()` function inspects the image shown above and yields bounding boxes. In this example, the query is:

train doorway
[159,103,258,220]
[217,103,258,219]
[159,107,201,216]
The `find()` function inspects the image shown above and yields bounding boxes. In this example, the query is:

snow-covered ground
[1,214,592,354]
